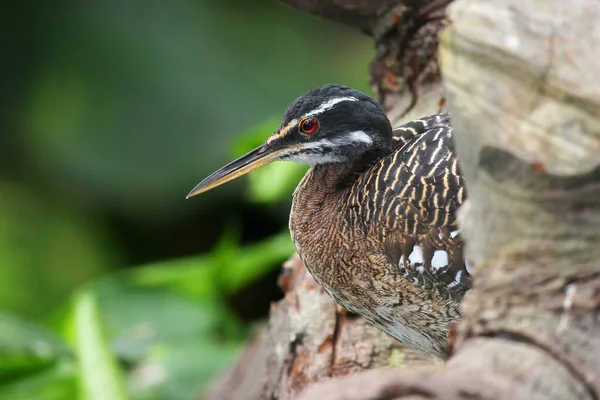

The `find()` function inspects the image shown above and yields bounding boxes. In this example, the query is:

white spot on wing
[431,250,449,269]
[450,230,460,238]
[408,245,424,265]
[304,96,358,117]
[455,270,463,284]
[398,255,405,266]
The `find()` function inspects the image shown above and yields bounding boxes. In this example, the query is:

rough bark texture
[440,0,600,398]
[204,0,600,399]
[285,0,452,122]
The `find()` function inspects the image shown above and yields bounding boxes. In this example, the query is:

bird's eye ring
[299,118,319,135]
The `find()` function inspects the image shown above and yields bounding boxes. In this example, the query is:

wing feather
[354,113,471,296]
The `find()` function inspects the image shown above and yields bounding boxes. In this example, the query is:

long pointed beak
[186,144,288,198]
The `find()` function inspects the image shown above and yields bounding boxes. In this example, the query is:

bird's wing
[351,113,470,296]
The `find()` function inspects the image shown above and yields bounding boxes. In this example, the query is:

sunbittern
[188,84,470,358]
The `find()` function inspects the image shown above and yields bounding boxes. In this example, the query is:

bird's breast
[289,170,356,293]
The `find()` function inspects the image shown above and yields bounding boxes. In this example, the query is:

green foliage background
[1,0,373,398]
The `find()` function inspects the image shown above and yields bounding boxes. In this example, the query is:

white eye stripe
[346,131,373,145]
[409,245,424,265]
[297,131,372,150]
[303,96,359,118]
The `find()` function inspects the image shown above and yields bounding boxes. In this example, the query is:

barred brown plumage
[361,113,469,292]
[188,85,470,358]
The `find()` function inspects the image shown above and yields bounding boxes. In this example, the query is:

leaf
[0,314,74,400]
[217,231,295,294]
[0,362,76,400]
[128,231,294,299]
[75,283,246,400]
[127,340,241,400]
[112,256,220,304]
[74,291,128,400]
[0,314,70,381]
[246,162,307,204]
[53,231,294,400]
[96,287,245,362]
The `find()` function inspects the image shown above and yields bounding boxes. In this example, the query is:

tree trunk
[204,0,600,399]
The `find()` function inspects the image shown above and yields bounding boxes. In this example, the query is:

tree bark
[204,0,600,399]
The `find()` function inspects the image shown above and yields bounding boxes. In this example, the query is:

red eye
[299,118,319,135]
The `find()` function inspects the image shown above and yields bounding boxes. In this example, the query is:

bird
[187,84,470,358]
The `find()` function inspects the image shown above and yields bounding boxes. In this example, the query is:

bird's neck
[289,148,391,287]
[308,149,389,195]
[291,148,390,220]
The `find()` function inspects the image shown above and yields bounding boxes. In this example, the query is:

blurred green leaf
[127,340,241,400]
[0,363,76,400]
[121,256,218,302]
[78,231,292,399]
[97,287,245,362]
[127,229,243,302]
[0,315,75,400]
[129,231,294,299]
[247,162,307,204]
[74,291,128,400]
[232,118,308,204]
[81,280,245,400]
[0,314,71,382]
[217,231,294,293]
[0,217,293,400]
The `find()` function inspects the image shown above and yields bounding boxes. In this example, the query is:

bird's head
[187,84,392,198]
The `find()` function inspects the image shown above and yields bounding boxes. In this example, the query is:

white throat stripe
[304,96,358,118]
